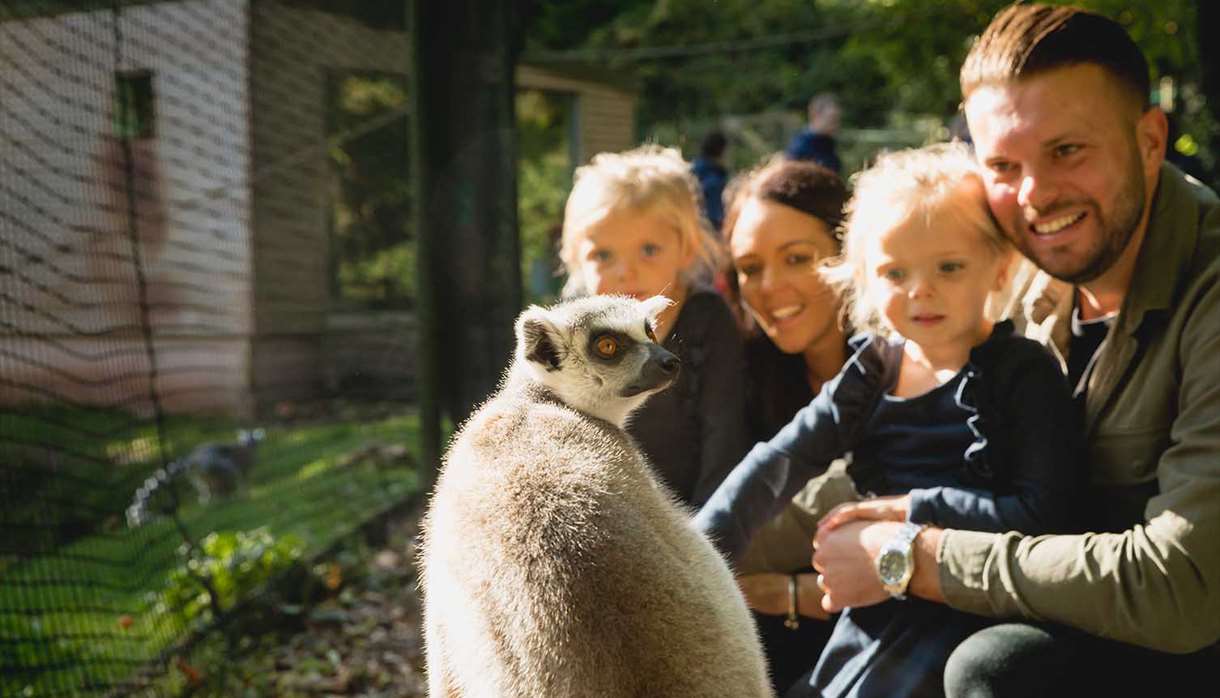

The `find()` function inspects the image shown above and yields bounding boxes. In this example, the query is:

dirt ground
[279,512,428,697]
[286,514,427,696]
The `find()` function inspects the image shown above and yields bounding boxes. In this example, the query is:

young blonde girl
[560,144,751,507]
[696,142,1082,698]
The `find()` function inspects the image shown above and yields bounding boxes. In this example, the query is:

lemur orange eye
[595,335,619,358]
[644,322,657,343]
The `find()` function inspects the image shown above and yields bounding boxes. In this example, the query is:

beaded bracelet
[784,574,800,630]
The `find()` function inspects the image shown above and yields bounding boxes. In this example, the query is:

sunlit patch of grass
[296,456,338,480]
[0,408,425,697]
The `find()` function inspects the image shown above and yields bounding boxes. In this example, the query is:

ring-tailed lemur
[419,295,772,698]
[125,429,264,527]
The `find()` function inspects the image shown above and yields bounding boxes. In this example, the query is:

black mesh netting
[0,2,419,694]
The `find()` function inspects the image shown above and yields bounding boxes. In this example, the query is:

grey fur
[419,295,772,697]
[125,429,264,528]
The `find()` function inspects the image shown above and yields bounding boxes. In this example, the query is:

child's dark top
[628,288,752,508]
[699,320,1082,697]
[696,320,1082,564]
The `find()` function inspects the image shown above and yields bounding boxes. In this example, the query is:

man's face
[965,64,1163,284]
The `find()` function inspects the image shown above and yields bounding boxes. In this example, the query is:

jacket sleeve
[908,345,1081,535]
[694,354,873,564]
[937,285,1220,653]
[734,462,861,575]
[687,297,754,508]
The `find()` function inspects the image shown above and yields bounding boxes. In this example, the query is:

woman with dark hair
[719,157,860,694]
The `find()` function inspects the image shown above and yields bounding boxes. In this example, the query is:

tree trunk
[409,0,523,473]
[1197,2,1220,188]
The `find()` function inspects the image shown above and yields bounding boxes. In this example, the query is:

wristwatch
[875,522,925,599]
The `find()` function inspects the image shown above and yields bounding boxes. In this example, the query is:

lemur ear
[516,307,562,372]
[640,295,673,324]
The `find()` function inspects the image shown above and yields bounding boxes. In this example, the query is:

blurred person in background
[786,93,843,174]
[692,129,731,234]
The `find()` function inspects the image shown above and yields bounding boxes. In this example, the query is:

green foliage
[517,89,574,304]
[157,528,304,628]
[1,409,422,696]
[113,71,155,139]
[327,73,413,309]
[335,240,415,306]
[526,0,1215,178]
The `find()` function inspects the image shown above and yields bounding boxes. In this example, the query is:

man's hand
[812,520,945,612]
[811,520,894,613]
[817,494,910,533]
[736,573,831,620]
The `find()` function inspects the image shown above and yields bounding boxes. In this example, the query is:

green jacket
[939,163,1220,653]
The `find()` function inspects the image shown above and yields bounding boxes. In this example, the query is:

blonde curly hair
[560,144,723,298]
[822,141,1011,337]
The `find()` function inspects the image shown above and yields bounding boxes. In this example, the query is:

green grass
[0,409,424,697]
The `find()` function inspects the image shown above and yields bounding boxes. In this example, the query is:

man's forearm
[908,526,945,603]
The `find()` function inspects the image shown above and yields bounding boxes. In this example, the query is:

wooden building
[0,0,638,418]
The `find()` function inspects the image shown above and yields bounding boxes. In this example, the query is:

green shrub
[157,528,304,628]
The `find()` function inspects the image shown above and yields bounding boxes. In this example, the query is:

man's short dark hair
[960,3,1150,109]
[700,130,728,159]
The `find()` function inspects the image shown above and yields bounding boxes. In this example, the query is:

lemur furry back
[419,295,772,698]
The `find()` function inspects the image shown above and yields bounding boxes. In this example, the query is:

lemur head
[514,295,681,428]
[238,428,265,449]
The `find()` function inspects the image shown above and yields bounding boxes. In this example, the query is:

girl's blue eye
[939,261,964,274]
[785,253,813,266]
[592,249,613,263]
[642,243,662,257]
[884,268,906,282]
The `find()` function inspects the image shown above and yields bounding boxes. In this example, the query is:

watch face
[877,549,906,585]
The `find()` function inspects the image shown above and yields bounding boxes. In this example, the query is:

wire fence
[0,1,419,694]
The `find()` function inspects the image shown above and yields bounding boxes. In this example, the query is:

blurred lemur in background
[126,428,265,527]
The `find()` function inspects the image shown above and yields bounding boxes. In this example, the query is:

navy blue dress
[695,321,1082,698]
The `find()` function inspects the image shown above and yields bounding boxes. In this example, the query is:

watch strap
[879,522,925,599]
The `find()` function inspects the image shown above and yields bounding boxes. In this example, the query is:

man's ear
[516,307,562,372]
[1137,107,1168,181]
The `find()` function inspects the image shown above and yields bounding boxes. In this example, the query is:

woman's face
[730,197,840,355]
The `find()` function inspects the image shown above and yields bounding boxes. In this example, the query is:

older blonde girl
[560,145,750,507]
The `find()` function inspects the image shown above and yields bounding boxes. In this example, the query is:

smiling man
[809,5,1220,696]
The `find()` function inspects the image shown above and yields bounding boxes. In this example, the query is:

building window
[113,71,155,140]
[517,89,575,304]
[326,72,412,309]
